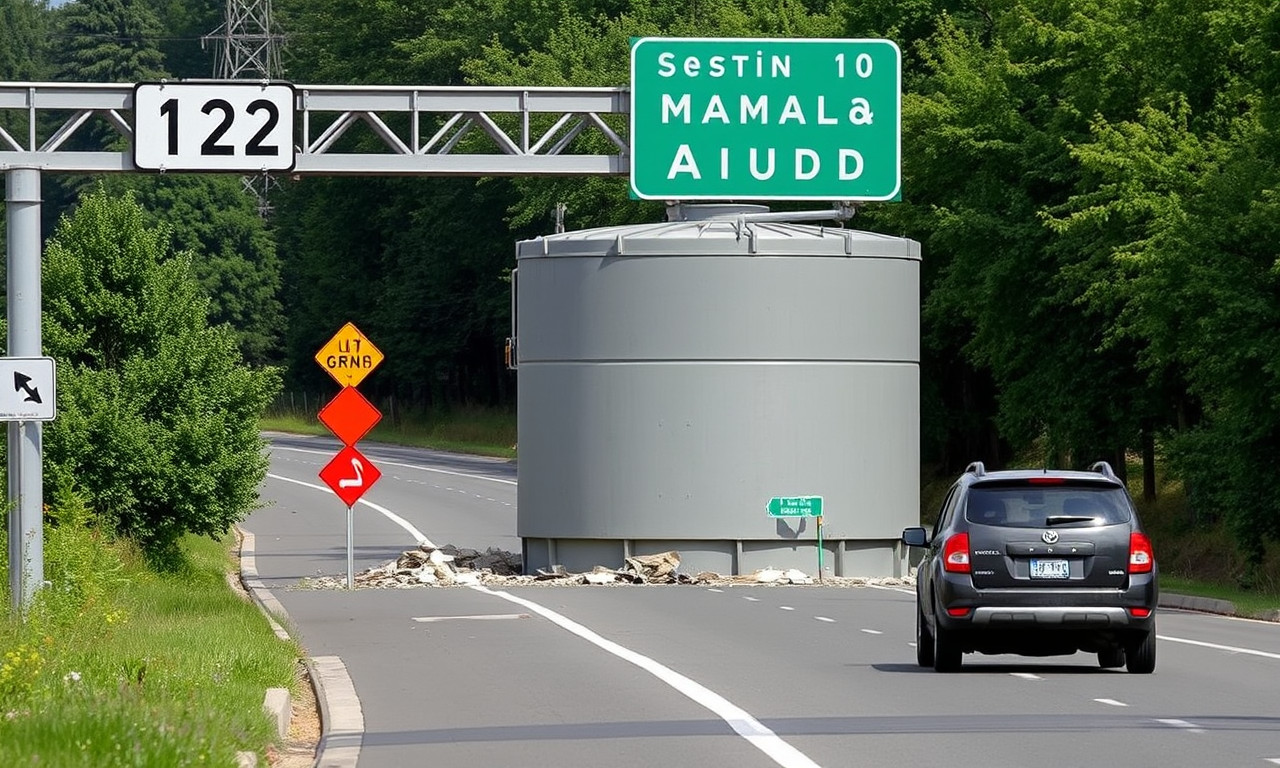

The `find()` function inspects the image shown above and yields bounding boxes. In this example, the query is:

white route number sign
[133,82,296,173]
[0,357,56,422]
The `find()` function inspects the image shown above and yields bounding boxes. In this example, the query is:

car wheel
[932,621,962,673]
[916,603,935,668]
[1098,647,1126,669]
[1125,628,1156,674]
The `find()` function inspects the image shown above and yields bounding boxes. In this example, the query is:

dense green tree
[53,0,167,82]
[33,187,280,565]
[0,0,47,81]
[143,0,221,79]
[98,174,286,365]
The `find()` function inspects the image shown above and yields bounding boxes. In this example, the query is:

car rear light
[943,533,971,573]
[1129,607,1152,618]
[1129,532,1154,573]
[1026,477,1066,485]
[947,607,972,617]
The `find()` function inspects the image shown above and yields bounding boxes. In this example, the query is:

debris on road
[298,543,914,590]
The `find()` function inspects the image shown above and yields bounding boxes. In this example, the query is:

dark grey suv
[902,461,1158,673]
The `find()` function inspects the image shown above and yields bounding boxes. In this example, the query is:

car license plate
[1030,558,1070,579]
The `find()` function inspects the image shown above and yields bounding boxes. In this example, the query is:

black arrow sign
[14,372,42,404]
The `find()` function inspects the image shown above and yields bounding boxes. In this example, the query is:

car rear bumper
[933,572,1158,633]
[969,606,1137,626]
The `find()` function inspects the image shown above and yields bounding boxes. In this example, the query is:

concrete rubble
[300,544,915,590]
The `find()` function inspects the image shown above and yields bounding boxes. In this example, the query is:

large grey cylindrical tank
[514,208,921,578]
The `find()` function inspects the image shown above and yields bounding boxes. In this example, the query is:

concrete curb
[237,525,364,768]
[308,656,364,768]
[1160,591,1280,622]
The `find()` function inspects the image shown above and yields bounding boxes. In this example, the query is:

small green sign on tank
[767,495,824,517]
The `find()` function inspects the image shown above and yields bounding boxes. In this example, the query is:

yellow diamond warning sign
[315,322,384,387]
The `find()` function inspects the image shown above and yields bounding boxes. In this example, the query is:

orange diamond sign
[315,322,384,388]
[319,386,382,446]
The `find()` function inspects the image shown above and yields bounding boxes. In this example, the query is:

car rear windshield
[964,483,1133,528]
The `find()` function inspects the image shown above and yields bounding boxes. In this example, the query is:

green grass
[1,520,301,767]
[1159,576,1280,618]
[262,404,517,459]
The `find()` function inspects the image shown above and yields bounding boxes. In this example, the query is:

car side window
[932,485,960,542]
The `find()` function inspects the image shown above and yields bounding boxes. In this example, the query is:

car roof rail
[1089,461,1119,481]
[964,461,986,477]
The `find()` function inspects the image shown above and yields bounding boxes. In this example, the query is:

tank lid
[517,218,921,261]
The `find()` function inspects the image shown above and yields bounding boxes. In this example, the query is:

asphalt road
[246,434,1280,768]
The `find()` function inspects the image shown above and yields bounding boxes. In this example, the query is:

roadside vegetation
[0,185,289,765]
[0,500,299,767]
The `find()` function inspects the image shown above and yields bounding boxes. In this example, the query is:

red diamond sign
[319,386,382,446]
[319,445,382,507]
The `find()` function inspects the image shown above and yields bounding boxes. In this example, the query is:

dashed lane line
[1156,718,1205,734]
[1010,672,1042,681]
[860,629,883,635]
[413,614,529,622]
[815,616,835,623]
[1094,699,1128,707]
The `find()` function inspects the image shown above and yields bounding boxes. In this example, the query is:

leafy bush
[18,186,281,565]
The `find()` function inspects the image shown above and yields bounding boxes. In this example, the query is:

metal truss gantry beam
[0,82,630,175]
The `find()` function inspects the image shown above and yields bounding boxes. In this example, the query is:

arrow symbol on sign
[13,372,42,404]
[338,458,365,488]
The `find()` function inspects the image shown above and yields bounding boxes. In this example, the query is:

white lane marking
[780,606,795,611]
[474,585,823,768]
[744,596,760,602]
[1264,758,1280,765]
[865,583,916,596]
[1157,718,1205,734]
[1010,673,1042,681]
[707,588,724,593]
[860,629,883,635]
[413,614,529,622]
[906,642,917,648]
[1159,635,1280,660]
[815,616,835,623]
[273,445,517,485]
[266,473,435,547]
[1094,699,1128,707]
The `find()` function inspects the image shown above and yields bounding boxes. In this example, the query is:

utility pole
[202,0,286,216]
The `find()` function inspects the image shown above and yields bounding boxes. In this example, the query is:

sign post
[630,37,901,201]
[767,495,826,582]
[315,323,384,589]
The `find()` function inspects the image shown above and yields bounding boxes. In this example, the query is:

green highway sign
[767,495,824,517]
[629,37,901,201]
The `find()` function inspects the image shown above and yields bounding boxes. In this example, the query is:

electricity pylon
[203,0,286,216]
